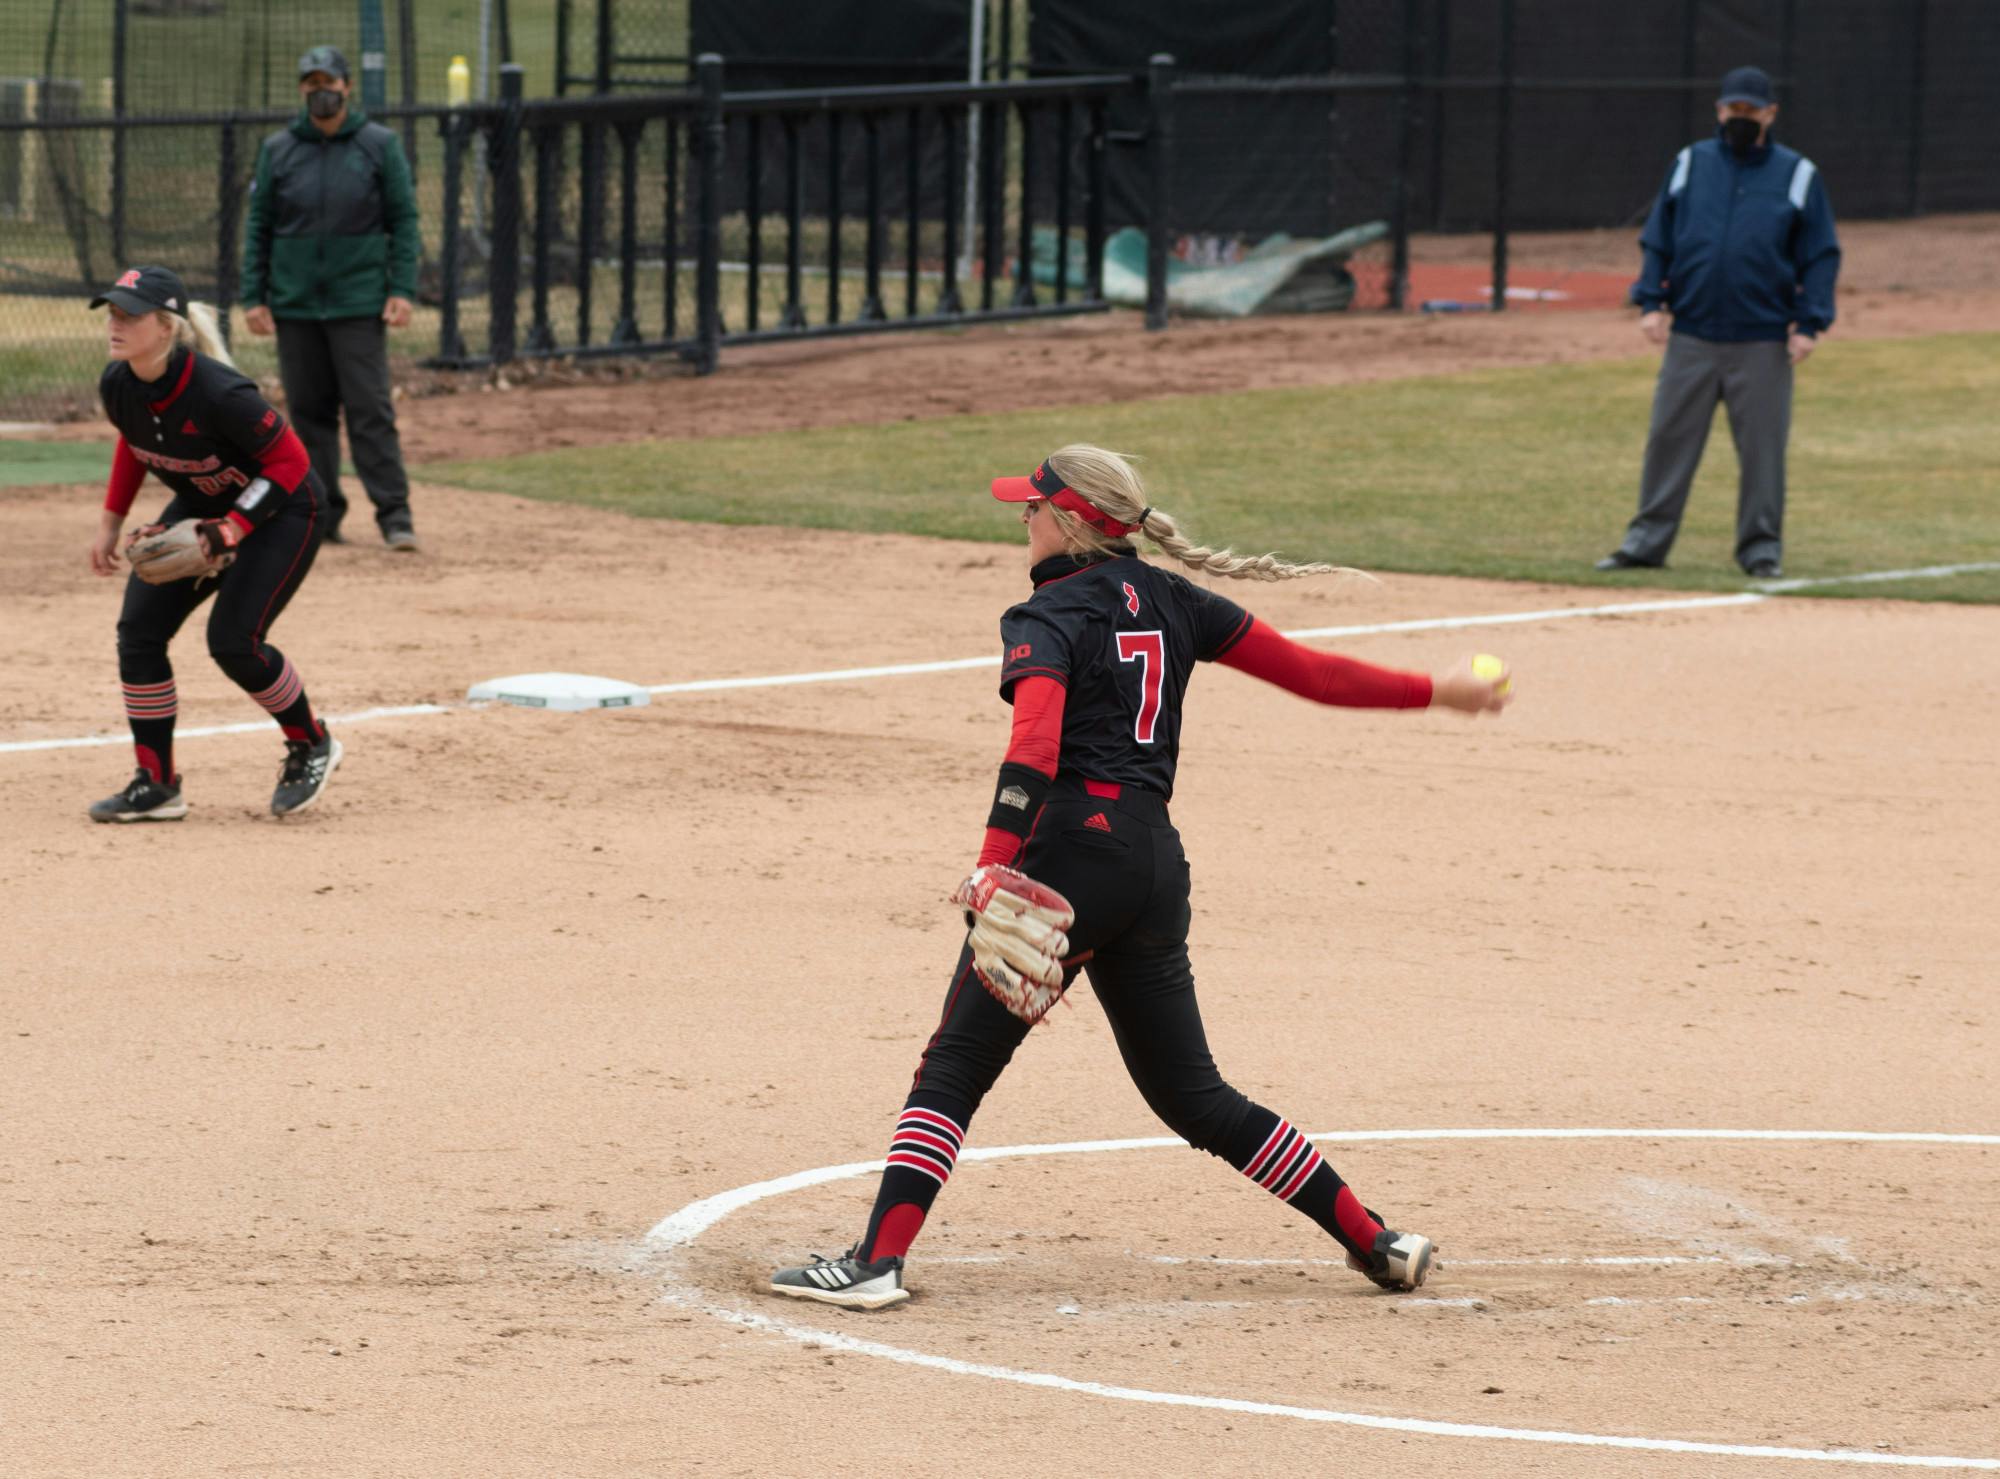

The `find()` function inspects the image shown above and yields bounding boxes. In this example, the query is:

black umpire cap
[89,264,189,317]
[298,44,351,81]
[1718,65,1775,106]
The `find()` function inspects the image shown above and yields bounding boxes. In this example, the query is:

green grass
[0,439,108,486]
[417,331,2000,603]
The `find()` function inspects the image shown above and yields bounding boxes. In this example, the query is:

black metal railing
[418,57,1133,370]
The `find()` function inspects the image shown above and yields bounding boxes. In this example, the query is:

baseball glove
[951,864,1076,1024]
[127,520,236,585]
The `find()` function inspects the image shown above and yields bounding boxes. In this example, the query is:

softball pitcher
[773,445,1510,1310]
[85,265,340,822]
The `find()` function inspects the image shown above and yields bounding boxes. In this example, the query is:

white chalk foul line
[0,703,450,756]
[647,1127,2000,1471]
[9,562,1995,758]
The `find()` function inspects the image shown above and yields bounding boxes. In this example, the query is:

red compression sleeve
[256,425,311,492]
[104,438,145,516]
[1218,617,1433,708]
[976,676,1066,867]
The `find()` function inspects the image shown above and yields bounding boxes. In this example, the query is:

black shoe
[1594,551,1660,571]
[1746,560,1783,578]
[384,526,421,553]
[271,731,342,817]
[323,525,347,546]
[1344,1227,1435,1292]
[770,1243,910,1310]
[88,769,188,823]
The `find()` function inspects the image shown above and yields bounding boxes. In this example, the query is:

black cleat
[271,731,342,817]
[1746,559,1783,578]
[88,770,187,823]
[1346,1228,1435,1292]
[770,1244,910,1310]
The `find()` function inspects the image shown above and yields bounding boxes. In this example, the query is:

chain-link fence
[0,0,590,416]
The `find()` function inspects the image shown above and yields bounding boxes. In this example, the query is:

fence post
[612,118,643,345]
[1390,0,1419,310]
[527,122,558,353]
[1086,99,1106,303]
[398,0,419,177]
[111,0,128,264]
[861,111,886,321]
[694,53,724,374]
[438,111,469,363]
[939,108,964,314]
[1144,53,1175,333]
[215,120,239,352]
[1490,0,1513,313]
[1011,99,1036,308]
[489,64,524,364]
[979,93,1002,311]
[1907,0,1928,215]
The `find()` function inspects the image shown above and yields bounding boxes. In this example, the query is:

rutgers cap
[1718,65,1774,106]
[298,44,351,81]
[89,264,189,317]
[991,458,1139,538]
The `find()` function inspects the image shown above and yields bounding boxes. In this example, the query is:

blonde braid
[1043,444,1365,583]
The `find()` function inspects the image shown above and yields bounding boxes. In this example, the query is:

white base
[465,672,652,712]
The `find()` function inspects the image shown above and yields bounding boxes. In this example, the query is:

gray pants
[1617,333,1791,571]
[275,315,413,537]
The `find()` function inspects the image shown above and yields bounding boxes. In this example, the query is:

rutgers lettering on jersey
[99,347,292,514]
[998,553,1255,799]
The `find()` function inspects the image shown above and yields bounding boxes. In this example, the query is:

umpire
[243,45,421,552]
[1598,65,1840,580]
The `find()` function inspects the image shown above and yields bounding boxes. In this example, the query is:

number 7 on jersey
[1115,630,1165,744]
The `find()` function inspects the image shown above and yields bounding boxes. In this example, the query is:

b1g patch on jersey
[1122,581,1141,616]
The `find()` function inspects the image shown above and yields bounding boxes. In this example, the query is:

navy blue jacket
[1630,130,1841,342]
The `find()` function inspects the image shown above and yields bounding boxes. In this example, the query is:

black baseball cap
[298,44,350,81]
[89,264,189,317]
[1718,66,1774,106]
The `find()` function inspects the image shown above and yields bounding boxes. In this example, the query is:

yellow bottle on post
[447,55,471,108]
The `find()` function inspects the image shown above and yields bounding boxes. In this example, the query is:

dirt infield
[3,474,1996,1475]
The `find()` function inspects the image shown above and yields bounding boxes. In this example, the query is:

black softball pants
[912,779,1262,1165]
[116,486,325,703]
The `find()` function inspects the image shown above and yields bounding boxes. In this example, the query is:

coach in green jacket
[242,44,421,551]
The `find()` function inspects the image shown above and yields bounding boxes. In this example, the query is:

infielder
[773,445,1510,1310]
[86,265,341,822]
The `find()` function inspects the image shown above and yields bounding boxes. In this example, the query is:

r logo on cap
[117,269,142,288]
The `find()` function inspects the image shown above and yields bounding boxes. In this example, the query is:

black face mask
[307,88,345,120]
[1721,116,1764,156]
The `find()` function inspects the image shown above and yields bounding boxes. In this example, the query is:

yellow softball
[1471,653,1512,693]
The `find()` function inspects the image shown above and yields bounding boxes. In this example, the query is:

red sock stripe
[1242,1120,1324,1201]
[886,1107,965,1187]
[1275,1147,1325,1203]
[121,679,178,719]
[898,1107,964,1151]
[250,659,303,714]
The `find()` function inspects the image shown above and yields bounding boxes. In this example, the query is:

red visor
[990,459,1137,538]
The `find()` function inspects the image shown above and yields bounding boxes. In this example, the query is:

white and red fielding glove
[950,865,1076,1025]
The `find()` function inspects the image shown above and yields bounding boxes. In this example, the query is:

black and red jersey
[999,552,1250,799]
[99,347,305,530]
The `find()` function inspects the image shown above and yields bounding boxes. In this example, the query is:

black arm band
[986,762,1051,837]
